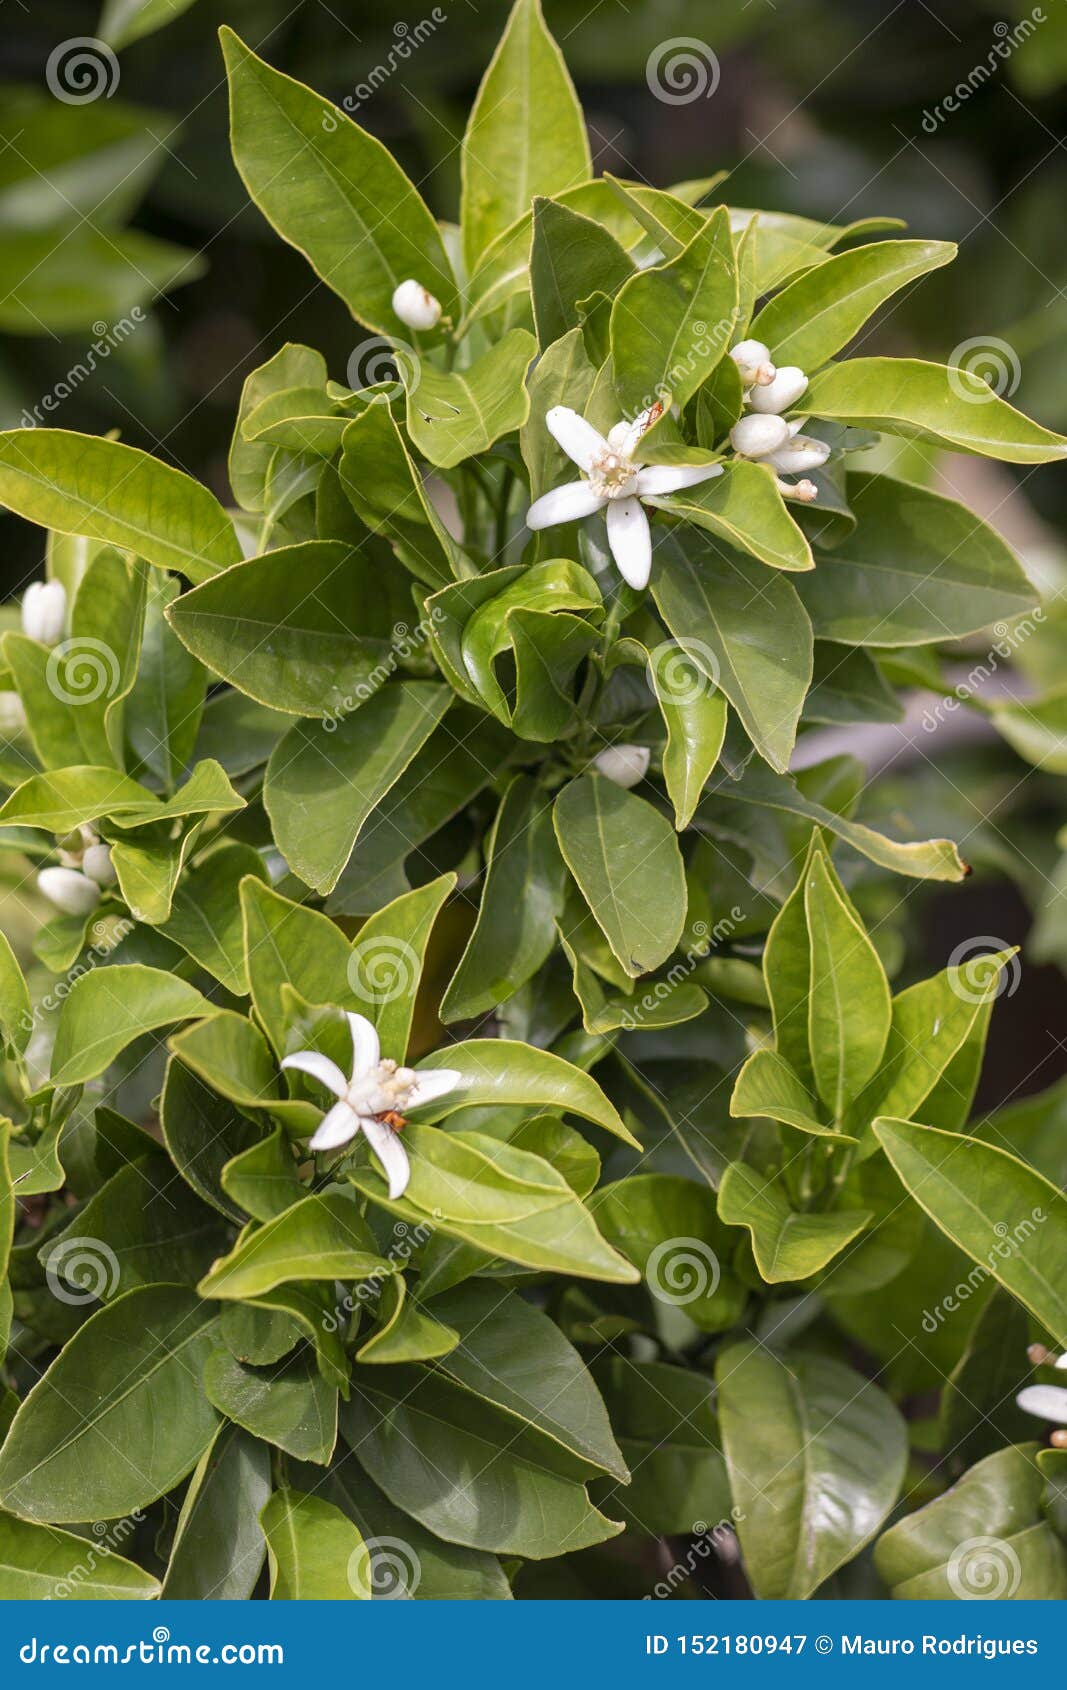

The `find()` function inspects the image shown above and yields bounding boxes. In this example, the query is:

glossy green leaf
[592,1173,747,1333]
[198,1191,393,1300]
[162,1425,271,1601]
[160,1057,264,1223]
[356,1275,458,1365]
[718,1161,871,1283]
[0,1513,160,1599]
[804,848,891,1118]
[261,1488,370,1600]
[159,843,268,993]
[593,1356,730,1537]
[43,1155,228,1295]
[647,642,727,830]
[529,196,634,347]
[203,1349,336,1466]
[125,572,206,788]
[651,459,812,573]
[731,1048,854,1143]
[404,331,535,469]
[49,964,211,1085]
[339,405,465,588]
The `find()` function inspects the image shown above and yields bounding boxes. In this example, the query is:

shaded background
[2,0,1066,1104]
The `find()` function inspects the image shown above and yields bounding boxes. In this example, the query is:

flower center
[589,449,639,499]
[347,1058,417,1116]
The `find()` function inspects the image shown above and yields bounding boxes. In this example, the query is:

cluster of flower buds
[727,339,829,503]
[391,278,442,332]
[36,823,116,918]
[21,579,67,647]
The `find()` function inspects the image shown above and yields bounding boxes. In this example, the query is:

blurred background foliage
[3,0,1067,1104]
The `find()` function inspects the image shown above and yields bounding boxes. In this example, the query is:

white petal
[545,405,608,471]
[309,1100,361,1151]
[280,1050,348,1099]
[408,1067,461,1109]
[361,1115,411,1200]
[635,461,723,496]
[593,744,650,788]
[748,366,809,415]
[730,414,790,459]
[526,480,606,530]
[729,339,773,386]
[36,866,100,918]
[1016,1384,1067,1423]
[606,497,652,589]
[766,435,831,473]
[347,1012,381,1082]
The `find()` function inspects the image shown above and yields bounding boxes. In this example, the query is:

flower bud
[593,744,651,788]
[21,580,67,647]
[730,414,790,459]
[37,866,101,918]
[81,843,118,887]
[748,365,809,415]
[0,692,27,735]
[391,279,442,331]
[729,340,775,388]
[767,434,831,474]
[776,477,819,503]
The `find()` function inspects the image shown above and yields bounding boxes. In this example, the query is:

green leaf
[339,405,465,588]
[168,1010,318,1137]
[0,430,240,582]
[261,1489,369,1599]
[805,357,1067,463]
[652,532,812,773]
[804,847,891,1118]
[593,1356,730,1537]
[716,1339,907,1599]
[874,1117,1067,1346]
[414,1036,637,1144]
[342,1367,620,1559]
[230,344,326,515]
[798,474,1037,645]
[461,0,591,273]
[240,877,355,1058]
[125,572,206,788]
[750,240,956,371]
[160,1057,263,1223]
[0,1286,219,1522]
[222,30,455,337]
[345,875,454,1062]
[651,460,813,573]
[442,775,566,1021]
[509,609,600,742]
[221,1128,306,1223]
[0,1512,160,1599]
[264,682,452,894]
[203,1350,336,1465]
[938,1290,1034,1474]
[162,1425,271,1601]
[0,759,243,833]
[0,228,201,335]
[0,932,31,1058]
[43,1155,228,1295]
[460,560,602,721]
[718,1161,871,1283]
[648,642,727,830]
[874,1444,1067,1599]
[404,331,535,469]
[730,1048,854,1143]
[592,1173,747,1333]
[198,1191,394,1299]
[99,0,201,50]
[356,1275,458,1365]
[610,208,737,416]
[158,843,268,993]
[49,964,211,1085]
[530,196,634,347]
[553,774,686,978]
[992,683,1067,772]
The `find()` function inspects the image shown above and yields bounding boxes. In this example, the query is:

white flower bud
[748,365,809,415]
[767,434,831,473]
[0,692,27,734]
[37,866,100,918]
[729,340,776,388]
[391,279,442,331]
[730,414,790,459]
[593,744,651,788]
[775,477,819,503]
[21,580,67,647]
[81,843,117,887]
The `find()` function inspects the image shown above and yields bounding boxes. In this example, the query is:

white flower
[392,278,442,331]
[593,744,650,788]
[81,843,117,887]
[21,580,67,647]
[729,339,776,388]
[730,413,791,459]
[281,1011,460,1198]
[526,405,723,591]
[730,414,829,503]
[36,866,100,918]
[748,365,808,415]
